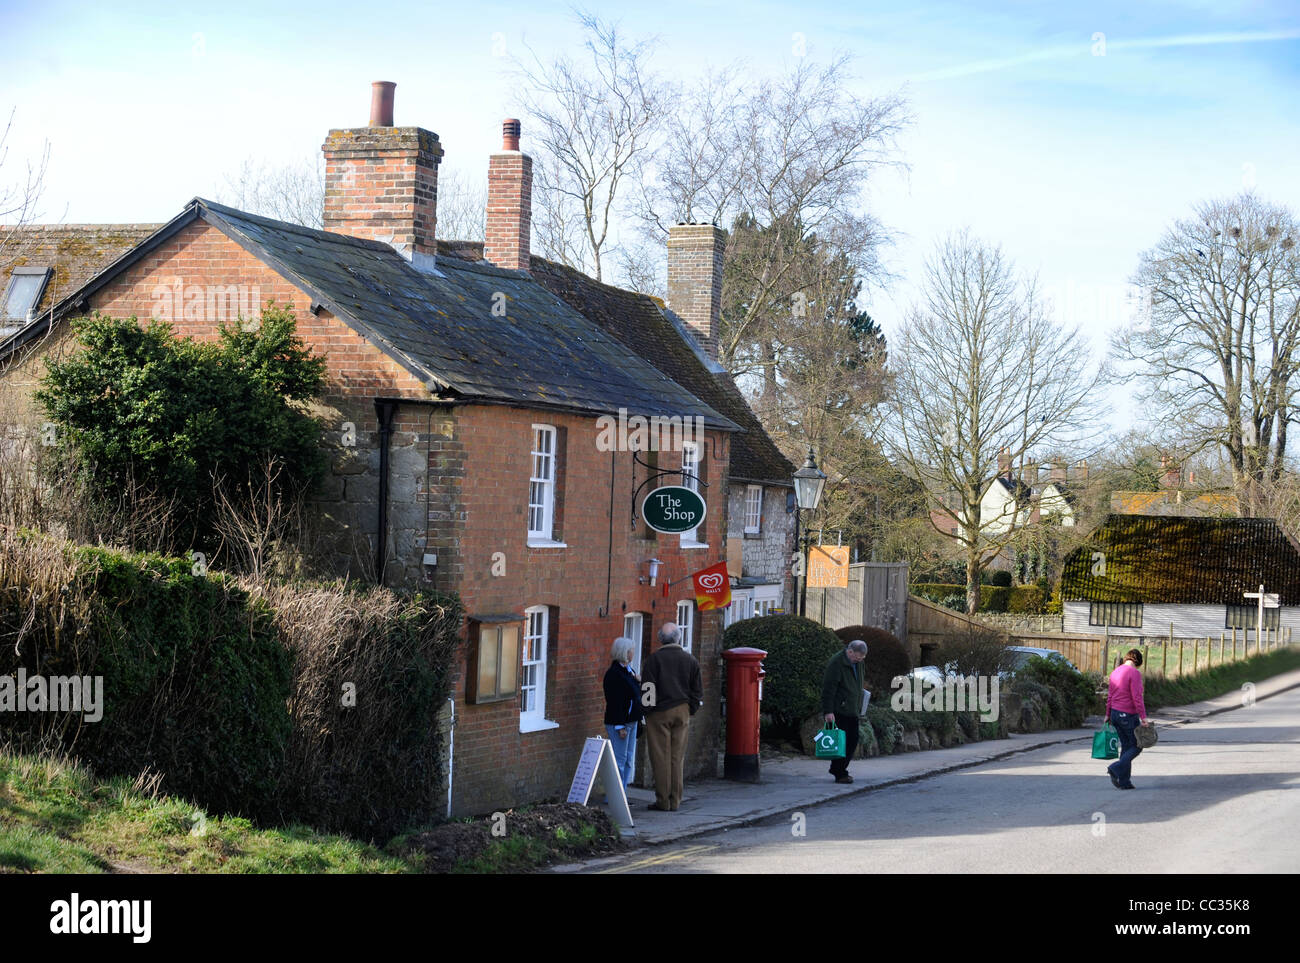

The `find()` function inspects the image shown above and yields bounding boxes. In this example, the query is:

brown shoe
[834,775,853,784]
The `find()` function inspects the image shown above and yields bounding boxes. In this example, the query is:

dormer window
[3,267,51,324]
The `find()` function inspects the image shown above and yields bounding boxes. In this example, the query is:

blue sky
[2,0,1298,425]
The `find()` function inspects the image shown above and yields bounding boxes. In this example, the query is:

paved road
[589,687,1300,874]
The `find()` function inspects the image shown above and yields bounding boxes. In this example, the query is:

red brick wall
[446,404,728,815]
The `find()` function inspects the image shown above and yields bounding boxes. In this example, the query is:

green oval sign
[642,486,707,534]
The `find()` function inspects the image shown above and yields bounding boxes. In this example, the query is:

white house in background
[1060,514,1300,641]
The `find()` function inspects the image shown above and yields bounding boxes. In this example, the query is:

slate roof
[2,199,739,431]
[1061,514,1300,605]
[0,223,158,328]
[438,241,795,486]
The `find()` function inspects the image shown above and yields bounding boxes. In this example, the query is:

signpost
[641,485,707,535]
[1243,585,1280,653]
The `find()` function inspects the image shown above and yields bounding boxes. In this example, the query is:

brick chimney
[483,119,533,271]
[1073,458,1088,482]
[667,223,726,360]
[1160,455,1181,489]
[997,447,1012,479]
[1048,462,1066,483]
[322,81,443,257]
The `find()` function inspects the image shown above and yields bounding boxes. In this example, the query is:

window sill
[519,717,560,734]
[526,539,568,549]
[681,541,709,549]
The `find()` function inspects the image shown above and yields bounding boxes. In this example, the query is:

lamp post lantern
[793,447,827,618]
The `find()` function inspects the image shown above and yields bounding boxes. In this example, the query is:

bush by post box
[722,647,766,782]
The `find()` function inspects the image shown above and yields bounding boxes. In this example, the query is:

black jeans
[829,713,860,777]
[1109,710,1142,785]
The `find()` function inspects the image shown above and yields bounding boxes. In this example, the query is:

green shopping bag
[1092,723,1119,760]
[813,723,846,759]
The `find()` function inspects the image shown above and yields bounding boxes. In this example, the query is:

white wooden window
[1089,601,1143,628]
[528,425,556,541]
[681,441,704,545]
[753,584,780,617]
[520,605,556,731]
[744,485,762,534]
[676,600,694,653]
[624,612,644,674]
[1226,605,1280,631]
[723,589,753,629]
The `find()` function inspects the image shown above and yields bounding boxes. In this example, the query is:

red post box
[722,646,766,782]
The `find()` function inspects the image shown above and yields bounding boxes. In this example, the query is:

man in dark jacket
[641,622,703,811]
[822,640,867,783]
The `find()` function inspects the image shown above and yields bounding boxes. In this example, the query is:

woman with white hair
[603,637,643,791]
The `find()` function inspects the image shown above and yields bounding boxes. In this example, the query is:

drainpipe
[445,696,456,820]
[374,399,397,584]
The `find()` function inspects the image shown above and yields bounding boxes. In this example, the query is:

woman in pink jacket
[1105,649,1150,790]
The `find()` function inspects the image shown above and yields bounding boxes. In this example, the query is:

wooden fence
[1102,625,1295,678]
[907,596,1296,675]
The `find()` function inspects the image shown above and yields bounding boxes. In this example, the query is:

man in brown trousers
[640,622,703,812]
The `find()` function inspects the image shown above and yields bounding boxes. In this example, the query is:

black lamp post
[793,447,827,618]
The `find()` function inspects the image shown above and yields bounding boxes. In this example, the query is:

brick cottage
[0,83,795,817]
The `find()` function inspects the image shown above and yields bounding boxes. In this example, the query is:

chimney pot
[369,81,396,127]
[502,118,521,151]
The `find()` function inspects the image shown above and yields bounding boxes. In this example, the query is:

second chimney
[483,119,532,271]
[667,223,726,360]
[322,82,443,256]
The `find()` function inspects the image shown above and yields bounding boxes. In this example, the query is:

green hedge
[0,539,292,816]
[723,615,843,736]
[0,534,463,838]
[1008,585,1047,614]
[912,583,1010,613]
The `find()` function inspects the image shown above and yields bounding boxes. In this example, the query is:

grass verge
[1144,647,1300,710]
[1,749,624,874]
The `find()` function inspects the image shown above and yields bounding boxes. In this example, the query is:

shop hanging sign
[641,485,707,535]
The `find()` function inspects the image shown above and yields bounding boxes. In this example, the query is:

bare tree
[220,155,324,229]
[514,11,672,280]
[889,231,1105,614]
[1115,193,1300,515]
[0,108,51,277]
[434,166,486,243]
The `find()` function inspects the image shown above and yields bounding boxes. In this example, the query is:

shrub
[990,570,1013,587]
[34,306,327,553]
[1008,585,1047,614]
[0,532,292,816]
[913,583,1009,613]
[723,615,843,736]
[834,625,911,698]
[264,582,462,839]
[1014,655,1099,727]
[865,705,904,754]
[935,624,1016,677]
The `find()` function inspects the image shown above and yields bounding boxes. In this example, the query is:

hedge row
[0,532,461,839]
[911,583,1048,614]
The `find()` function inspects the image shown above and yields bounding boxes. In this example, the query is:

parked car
[1002,645,1078,676]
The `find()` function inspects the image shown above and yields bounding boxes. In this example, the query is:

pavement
[598,666,1300,848]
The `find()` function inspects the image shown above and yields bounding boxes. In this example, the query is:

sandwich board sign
[567,736,633,829]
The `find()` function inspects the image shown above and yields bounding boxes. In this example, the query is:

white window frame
[520,605,558,732]
[680,441,706,547]
[723,588,754,629]
[743,484,762,535]
[528,425,565,547]
[753,584,780,618]
[624,612,645,674]
[676,600,694,653]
